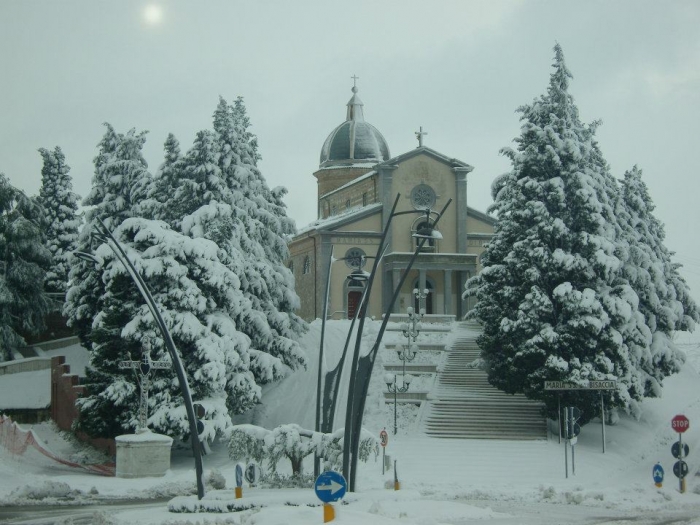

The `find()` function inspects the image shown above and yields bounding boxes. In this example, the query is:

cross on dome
[415,126,428,147]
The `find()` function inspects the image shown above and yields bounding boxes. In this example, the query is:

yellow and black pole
[394,459,400,491]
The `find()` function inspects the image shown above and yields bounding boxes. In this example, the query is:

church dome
[319,85,390,168]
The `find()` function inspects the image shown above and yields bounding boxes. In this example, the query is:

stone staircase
[419,322,547,440]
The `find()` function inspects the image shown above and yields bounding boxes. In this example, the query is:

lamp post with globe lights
[385,373,413,435]
[413,287,429,316]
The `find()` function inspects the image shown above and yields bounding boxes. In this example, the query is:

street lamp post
[385,373,412,435]
[342,195,452,491]
[74,218,206,500]
[413,287,429,315]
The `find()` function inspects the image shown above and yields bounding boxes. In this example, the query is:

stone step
[418,323,546,440]
[424,431,545,440]
[383,364,437,374]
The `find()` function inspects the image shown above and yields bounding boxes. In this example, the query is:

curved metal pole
[323,244,388,436]
[93,219,205,500]
[348,198,452,491]
[315,246,334,478]
[342,194,401,482]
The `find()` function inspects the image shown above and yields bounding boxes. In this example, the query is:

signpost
[672,414,689,433]
[672,442,689,459]
[315,471,347,523]
[671,415,690,493]
[380,429,388,475]
[245,462,260,486]
[545,380,617,453]
[653,463,664,488]
[235,464,243,499]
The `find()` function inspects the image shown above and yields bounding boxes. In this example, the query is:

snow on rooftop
[0,369,50,409]
[296,202,382,235]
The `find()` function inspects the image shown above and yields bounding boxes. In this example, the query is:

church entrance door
[347,291,363,319]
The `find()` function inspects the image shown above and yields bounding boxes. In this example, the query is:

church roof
[377,145,474,172]
[319,84,390,168]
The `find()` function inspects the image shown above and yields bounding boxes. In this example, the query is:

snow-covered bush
[228,423,379,477]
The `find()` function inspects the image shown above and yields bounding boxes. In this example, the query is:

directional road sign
[245,462,260,485]
[544,380,617,390]
[235,464,243,487]
[672,441,690,459]
[673,460,689,479]
[672,414,690,433]
[653,463,664,485]
[314,471,347,503]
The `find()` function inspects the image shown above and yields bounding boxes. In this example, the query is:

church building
[288,83,495,321]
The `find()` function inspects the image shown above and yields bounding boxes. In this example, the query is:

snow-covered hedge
[228,423,378,477]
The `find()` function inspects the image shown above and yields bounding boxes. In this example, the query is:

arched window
[303,256,311,275]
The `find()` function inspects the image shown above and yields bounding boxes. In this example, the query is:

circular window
[344,247,366,269]
[411,184,436,210]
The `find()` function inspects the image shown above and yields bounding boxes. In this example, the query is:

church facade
[288,85,494,321]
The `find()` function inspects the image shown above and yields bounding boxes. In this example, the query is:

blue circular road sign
[671,441,690,459]
[653,463,664,484]
[314,471,347,503]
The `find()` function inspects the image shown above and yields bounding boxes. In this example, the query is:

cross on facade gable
[119,348,170,432]
[415,126,428,147]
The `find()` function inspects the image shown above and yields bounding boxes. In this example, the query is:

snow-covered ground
[2,320,700,524]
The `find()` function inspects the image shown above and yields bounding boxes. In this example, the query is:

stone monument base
[116,430,173,478]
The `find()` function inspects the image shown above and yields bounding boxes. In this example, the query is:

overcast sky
[2,1,700,302]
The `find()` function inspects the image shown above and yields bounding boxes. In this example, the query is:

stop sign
[672,414,690,433]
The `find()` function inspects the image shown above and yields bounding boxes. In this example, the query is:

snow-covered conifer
[619,166,698,393]
[37,147,81,294]
[65,124,151,344]
[136,133,183,221]
[0,174,51,360]
[466,44,652,421]
[76,218,258,438]
[212,97,306,378]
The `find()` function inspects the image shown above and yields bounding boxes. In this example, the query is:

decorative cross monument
[119,346,170,432]
[415,126,428,147]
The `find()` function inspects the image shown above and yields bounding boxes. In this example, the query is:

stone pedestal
[115,430,173,478]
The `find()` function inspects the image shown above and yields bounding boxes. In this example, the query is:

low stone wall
[0,357,51,376]
[50,355,116,457]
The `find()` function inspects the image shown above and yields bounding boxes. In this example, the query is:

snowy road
[3,497,700,525]
[0,499,170,524]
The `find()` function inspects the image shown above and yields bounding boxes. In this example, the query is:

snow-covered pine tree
[212,97,306,379]
[76,217,258,439]
[37,147,81,294]
[72,126,268,440]
[465,44,651,422]
[0,174,51,360]
[63,124,154,437]
[65,124,150,344]
[136,133,182,222]
[620,165,698,393]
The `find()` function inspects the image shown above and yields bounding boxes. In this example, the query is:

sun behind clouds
[143,4,163,25]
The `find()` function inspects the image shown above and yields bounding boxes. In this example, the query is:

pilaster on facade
[453,166,472,254]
